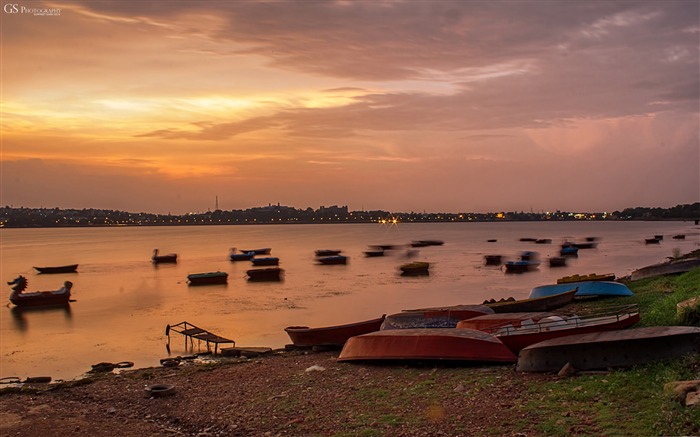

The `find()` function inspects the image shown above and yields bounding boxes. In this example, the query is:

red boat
[8,275,72,307]
[337,328,517,363]
[472,304,641,354]
[456,312,555,332]
[285,315,386,348]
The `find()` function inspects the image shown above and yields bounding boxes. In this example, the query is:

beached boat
[246,267,283,281]
[152,249,177,264]
[473,304,640,354]
[8,275,72,307]
[529,281,634,300]
[315,249,342,257]
[557,273,615,284]
[240,248,272,255]
[456,312,555,332]
[337,328,517,363]
[630,258,700,281]
[384,305,494,329]
[516,325,700,372]
[399,261,430,275]
[230,248,255,261]
[33,264,78,274]
[317,255,348,265]
[251,257,279,266]
[284,315,386,348]
[483,288,577,313]
[187,271,228,286]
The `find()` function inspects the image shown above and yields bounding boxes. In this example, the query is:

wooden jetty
[166,321,235,354]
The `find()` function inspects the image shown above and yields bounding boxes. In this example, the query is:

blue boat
[529,281,634,299]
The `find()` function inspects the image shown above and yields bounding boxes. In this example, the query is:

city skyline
[2,1,698,214]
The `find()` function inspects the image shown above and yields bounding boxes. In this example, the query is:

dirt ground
[0,349,573,437]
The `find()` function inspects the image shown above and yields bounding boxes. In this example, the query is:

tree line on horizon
[0,203,697,228]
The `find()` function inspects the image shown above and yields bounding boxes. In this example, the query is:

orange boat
[337,328,517,363]
[284,315,386,348]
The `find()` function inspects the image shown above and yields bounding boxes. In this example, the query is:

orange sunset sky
[1,0,698,214]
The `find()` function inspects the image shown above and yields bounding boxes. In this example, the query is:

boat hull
[338,328,517,363]
[484,288,577,313]
[284,315,386,347]
[246,267,283,281]
[387,305,494,329]
[318,255,348,265]
[456,312,555,331]
[251,257,279,266]
[516,326,700,372]
[529,281,634,299]
[187,272,228,285]
[10,292,71,307]
[33,264,78,274]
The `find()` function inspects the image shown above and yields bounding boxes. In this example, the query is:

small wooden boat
[644,237,661,244]
[284,315,386,348]
[535,239,552,244]
[560,246,579,256]
[337,328,517,363]
[187,271,228,286]
[557,273,615,284]
[152,249,177,264]
[475,304,640,354]
[251,257,279,266]
[672,234,686,240]
[317,255,348,265]
[484,255,502,265]
[504,260,538,273]
[548,257,567,267]
[529,281,634,300]
[483,288,577,313]
[240,248,271,255]
[364,249,385,257]
[563,241,598,249]
[516,326,700,372]
[246,267,283,281]
[230,248,255,261]
[33,264,78,274]
[630,258,700,281]
[315,249,342,257]
[385,304,494,329]
[457,312,555,332]
[412,240,444,247]
[8,275,72,307]
[399,261,430,275]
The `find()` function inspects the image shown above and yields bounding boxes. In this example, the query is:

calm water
[1,221,698,381]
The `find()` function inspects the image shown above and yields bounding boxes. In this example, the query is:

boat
[516,326,700,372]
[630,258,700,281]
[411,240,444,247]
[484,255,502,265]
[399,261,430,275]
[317,255,348,265]
[229,248,255,261]
[548,257,567,267]
[557,273,615,284]
[337,328,517,363]
[187,271,228,285]
[535,239,552,244]
[645,237,661,244]
[240,248,272,255]
[364,249,385,257]
[251,257,279,266]
[152,249,177,264]
[483,288,577,313]
[560,245,579,256]
[246,267,283,281]
[563,240,598,249]
[473,304,640,354]
[529,281,634,299]
[315,249,342,257]
[504,260,539,273]
[33,264,78,274]
[7,275,72,307]
[456,312,555,332]
[672,234,686,240]
[284,315,386,348]
[385,304,494,329]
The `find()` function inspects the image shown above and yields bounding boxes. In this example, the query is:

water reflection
[10,304,73,332]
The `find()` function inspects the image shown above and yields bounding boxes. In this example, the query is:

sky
[1,0,698,214]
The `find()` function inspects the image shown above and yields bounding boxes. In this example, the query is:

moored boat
[483,288,577,313]
[33,264,78,274]
[516,325,700,372]
[230,248,255,261]
[315,249,342,257]
[246,267,283,281]
[337,328,517,363]
[8,275,72,307]
[317,255,348,265]
[475,304,640,354]
[399,261,430,275]
[548,257,567,267]
[560,245,579,256]
[240,248,272,255]
[152,249,177,264]
[645,237,661,244]
[364,249,385,257]
[284,315,386,348]
[504,260,538,273]
[529,281,634,300]
[484,255,502,265]
[187,271,228,285]
[251,257,279,266]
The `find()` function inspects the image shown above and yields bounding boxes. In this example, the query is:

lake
[1,221,698,381]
